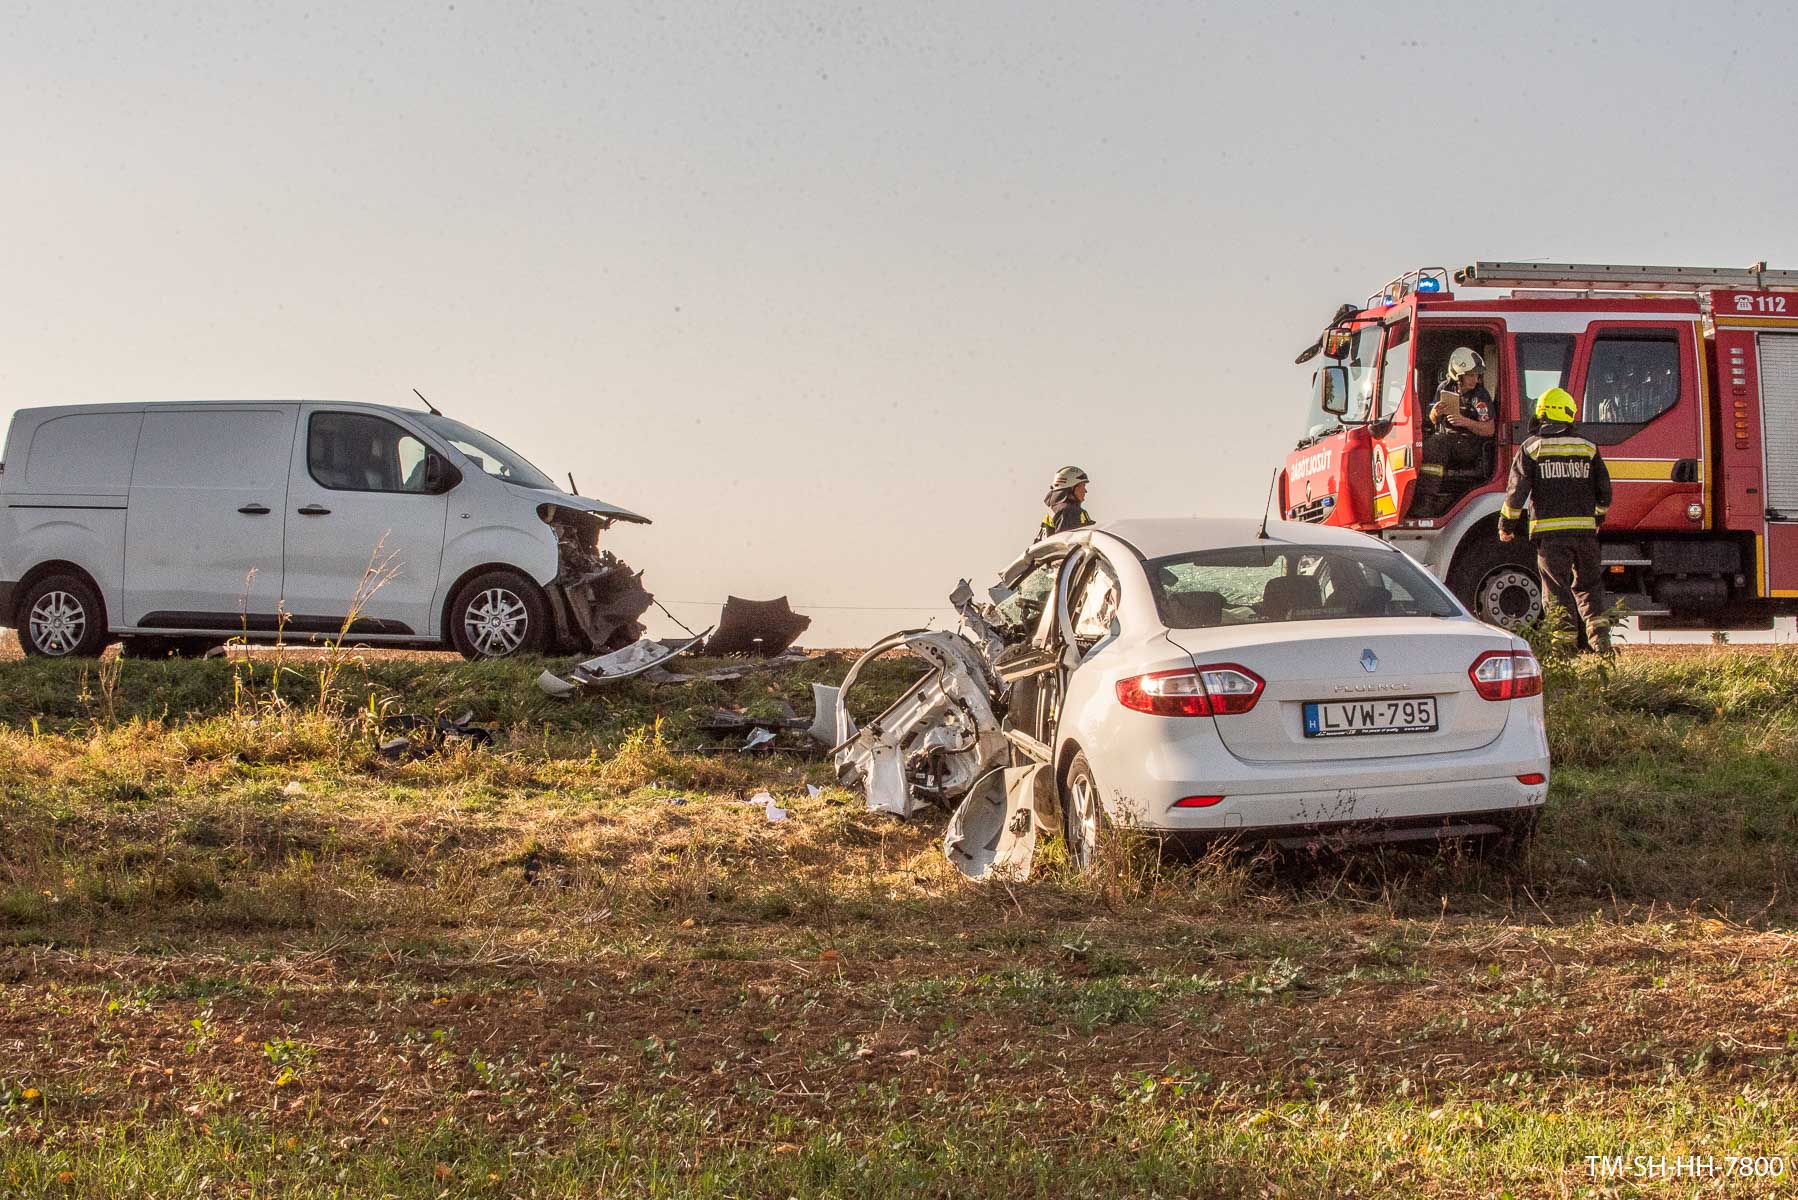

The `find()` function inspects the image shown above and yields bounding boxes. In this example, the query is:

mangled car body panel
[831,630,1009,818]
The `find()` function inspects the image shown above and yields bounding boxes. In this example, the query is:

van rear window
[23,413,142,493]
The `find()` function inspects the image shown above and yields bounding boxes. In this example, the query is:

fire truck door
[1570,321,1706,532]
[1755,332,1798,594]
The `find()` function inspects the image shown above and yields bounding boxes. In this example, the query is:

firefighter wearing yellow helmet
[1499,387,1614,652]
[1036,465,1094,542]
[1414,346,1497,517]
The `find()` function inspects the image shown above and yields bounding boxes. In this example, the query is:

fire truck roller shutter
[1760,334,1798,520]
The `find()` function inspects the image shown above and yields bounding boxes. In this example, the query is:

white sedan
[836,517,1550,872]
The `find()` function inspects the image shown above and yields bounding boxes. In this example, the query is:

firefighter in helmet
[1414,346,1497,516]
[1499,386,1614,652]
[1037,465,1094,542]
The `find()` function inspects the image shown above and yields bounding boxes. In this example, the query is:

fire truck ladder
[1454,261,1798,293]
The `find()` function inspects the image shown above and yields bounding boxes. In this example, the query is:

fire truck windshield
[1302,323,1383,439]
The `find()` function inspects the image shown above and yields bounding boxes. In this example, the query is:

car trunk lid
[1164,619,1514,763]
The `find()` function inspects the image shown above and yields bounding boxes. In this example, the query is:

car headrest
[1261,574,1322,619]
[1164,589,1225,628]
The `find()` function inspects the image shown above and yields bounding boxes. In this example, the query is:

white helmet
[1051,465,1090,490]
[1447,347,1484,381]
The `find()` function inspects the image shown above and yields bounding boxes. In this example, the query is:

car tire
[1448,536,1542,630]
[17,573,110,659]
[1061,750,1110,872]
[447,570,549,660]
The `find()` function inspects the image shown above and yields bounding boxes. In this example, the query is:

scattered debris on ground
[376,710,495,759]
[536,630,712,695]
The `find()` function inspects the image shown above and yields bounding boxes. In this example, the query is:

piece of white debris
[281,781,308,798]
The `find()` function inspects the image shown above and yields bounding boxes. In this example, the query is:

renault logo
[1360,649,1379,673]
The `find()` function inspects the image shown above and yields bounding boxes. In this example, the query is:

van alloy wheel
[463,587,530,657]
[28,590,87,656]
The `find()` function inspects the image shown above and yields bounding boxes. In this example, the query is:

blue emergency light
[1414,276,1442,293]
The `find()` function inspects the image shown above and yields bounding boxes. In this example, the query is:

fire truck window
[1584,335,1681,427]
[1346,324,1382,421]
[1378,322,1411,420]
[1517,334,1576,410]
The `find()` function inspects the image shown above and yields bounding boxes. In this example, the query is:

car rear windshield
[1145,544,1461,628]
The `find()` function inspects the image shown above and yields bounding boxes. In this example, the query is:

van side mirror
[1316,365,1350,417]
[424,454,461,494]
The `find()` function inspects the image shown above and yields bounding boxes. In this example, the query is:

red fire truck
[1280,261,1798,630]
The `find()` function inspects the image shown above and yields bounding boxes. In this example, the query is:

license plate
[1303,696,1438,738]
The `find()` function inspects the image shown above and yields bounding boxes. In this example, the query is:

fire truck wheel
[1448,539,1543,630]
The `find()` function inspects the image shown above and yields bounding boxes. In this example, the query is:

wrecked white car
[836,518,1551,878]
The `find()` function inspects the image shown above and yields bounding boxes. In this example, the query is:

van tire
[1061,751,1110,873]
[18,573,110,659]
[447,570,549,660]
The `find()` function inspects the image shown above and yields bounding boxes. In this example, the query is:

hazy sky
[6,0,1798,645]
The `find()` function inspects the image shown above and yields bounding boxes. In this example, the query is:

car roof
[1091,517,1389,561]
[6,400,445,427]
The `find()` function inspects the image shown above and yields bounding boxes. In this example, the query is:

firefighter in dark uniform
[1414,347,1497,516]
[1499,386,1614,652]
[1036,465,1094,542]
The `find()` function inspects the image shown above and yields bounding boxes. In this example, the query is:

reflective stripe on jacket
[1498,422,1611,539]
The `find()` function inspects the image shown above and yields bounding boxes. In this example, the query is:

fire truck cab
[1280,261,1798,631]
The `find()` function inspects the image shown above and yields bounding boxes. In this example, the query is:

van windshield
[1146,543,1461,628]
[421,415,558,491]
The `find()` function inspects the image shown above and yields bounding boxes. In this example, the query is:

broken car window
[1069,560,1120,644]
[1146,544,1459,628]
[991,559,1058,635]
[420,414,558,491]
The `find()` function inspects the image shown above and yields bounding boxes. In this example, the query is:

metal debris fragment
[944,764,1049,881]
[704,596,812,657]
[536,630,712,695]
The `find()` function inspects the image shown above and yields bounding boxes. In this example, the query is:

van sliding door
[123,406,296,629]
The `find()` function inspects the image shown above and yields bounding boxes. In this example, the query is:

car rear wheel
[18,574,110,659]
[1449,538,1542,629]
[447,571,549,660]
[1061,751,1109,872]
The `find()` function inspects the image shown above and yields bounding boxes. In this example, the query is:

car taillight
[1516,773,1546,786]
[1115,664,1264,717]
[1469,650,1544,701]
[1173,795,1224,808]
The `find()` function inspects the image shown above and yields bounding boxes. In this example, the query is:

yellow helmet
[1535,387,1578,424]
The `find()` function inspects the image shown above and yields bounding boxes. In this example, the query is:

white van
[0,401,650,660]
